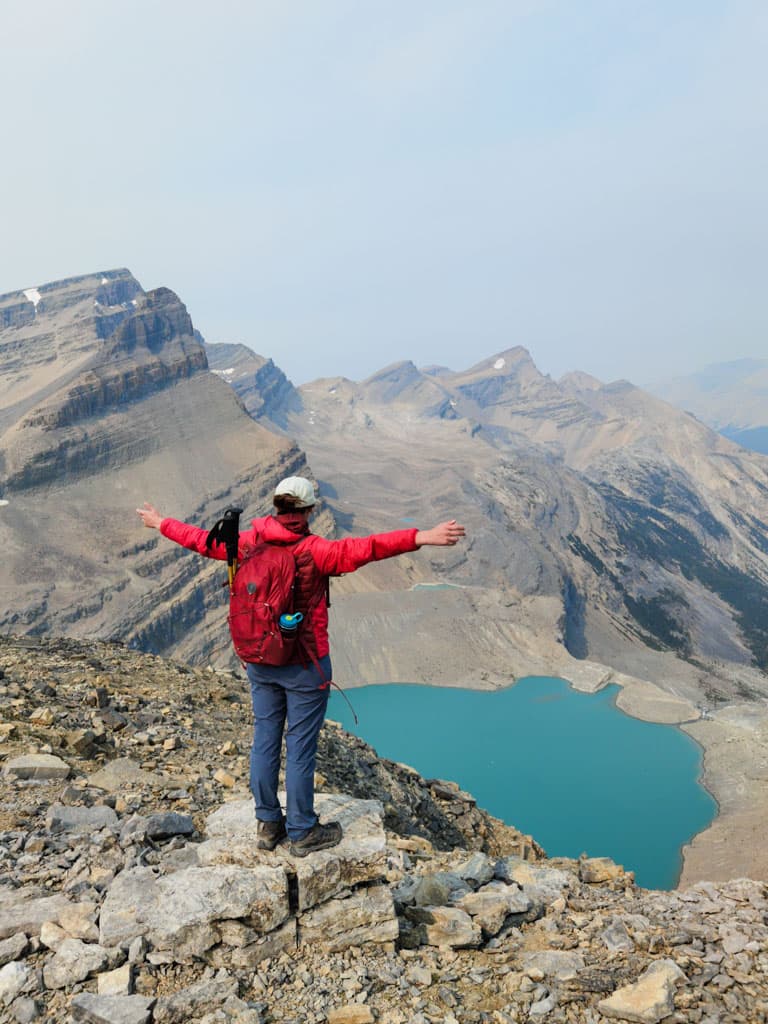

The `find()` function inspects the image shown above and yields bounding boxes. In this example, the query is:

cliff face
[0,271,311,665]
[2,288,212,491]
[205,341,301,429]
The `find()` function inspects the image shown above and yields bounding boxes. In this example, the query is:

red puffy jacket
[160,514,420,658]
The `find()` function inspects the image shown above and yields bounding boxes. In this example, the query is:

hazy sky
[2,1,766,387]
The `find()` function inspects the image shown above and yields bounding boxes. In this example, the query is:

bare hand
[415,520,466,547]
[136,502,163,530]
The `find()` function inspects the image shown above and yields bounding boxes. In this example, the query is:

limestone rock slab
[153,975,239,1022]
[40,921,68,950]
[202,793,388,911]
[0,960,31,1006]
[88,758,164,792]
[496,857,574,908]
[3,754,70,780]
[0,889,73,940]
[580,856,624,884]
[99,864,289,958]
[46,804,118,833]
[598,959,686,1023]
[58,900,100,942]
[70,993,155,1024]
[406,905,482,948]
[0,933,29,967]
[456,881,532,937]
[326,1007,374,1024]
[209,918,297,969]
[97,963,134,996]
[298,885,398,952]
[519,950,586,980]
[43,937,109,989]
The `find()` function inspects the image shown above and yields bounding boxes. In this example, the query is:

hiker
[136,476,465,856]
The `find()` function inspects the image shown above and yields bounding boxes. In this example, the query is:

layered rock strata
[0,271,308,666]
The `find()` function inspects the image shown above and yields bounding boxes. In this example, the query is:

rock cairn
[1,636,767,1023]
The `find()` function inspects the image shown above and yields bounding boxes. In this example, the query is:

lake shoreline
[342,657,762,889]
[334,673,716,890]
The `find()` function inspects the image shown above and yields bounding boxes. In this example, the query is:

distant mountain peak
[0,268,142,332]
[559,370,604,392]
[363,360,420,384]
[650,357,768,434]
[461,346,538,377]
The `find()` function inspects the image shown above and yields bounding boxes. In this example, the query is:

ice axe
[206,506,243,590]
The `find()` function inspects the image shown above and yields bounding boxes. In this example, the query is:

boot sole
[289,838,342,857]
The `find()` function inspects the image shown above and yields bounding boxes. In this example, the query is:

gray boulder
[412,874,452,907]
[99,864,289,958]
[70,993,155,1024]
[0,933,29,967]
[153,975,239,1022]
[496,857,574,909]
[0,961,31,1006]
[455,852,495,888]
[88,758,164,792]
[3,754,70,780]
[601,916,635,953]
[0,889,73,940]
[42,938,109,989]
[145,812,194,840]
[520,950,586,980]
[46,804,118,833]
[298,885,399,952]
[405,905,482,948]
[456,881,532,937]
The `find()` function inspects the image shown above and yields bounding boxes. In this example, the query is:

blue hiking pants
[245,656,331,840]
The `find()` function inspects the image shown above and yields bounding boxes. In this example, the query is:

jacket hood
[251,515,310,544]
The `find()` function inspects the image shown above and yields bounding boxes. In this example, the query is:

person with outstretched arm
[137,475,465,857]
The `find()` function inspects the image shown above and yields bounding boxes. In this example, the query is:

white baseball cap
[273,476,316,508]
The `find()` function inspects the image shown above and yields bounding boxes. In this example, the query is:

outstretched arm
[309,519,466,574]
[415,520,466,547]
[136,502,163,530]
[135,502,238,560]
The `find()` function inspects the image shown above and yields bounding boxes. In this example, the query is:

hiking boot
[257,818,287,851]
[289,821,343,857]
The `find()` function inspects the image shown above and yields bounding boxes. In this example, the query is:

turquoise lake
[327,676,717,890]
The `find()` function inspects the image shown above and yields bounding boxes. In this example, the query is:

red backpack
[227,540,302,665]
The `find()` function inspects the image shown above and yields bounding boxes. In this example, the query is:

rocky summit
[2,637,768,1023]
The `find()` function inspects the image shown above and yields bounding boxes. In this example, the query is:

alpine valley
[2,269,768,886]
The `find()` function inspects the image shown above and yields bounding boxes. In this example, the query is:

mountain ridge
[204,335,768,683]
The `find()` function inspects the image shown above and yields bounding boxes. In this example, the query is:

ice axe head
[205,507,243,587]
